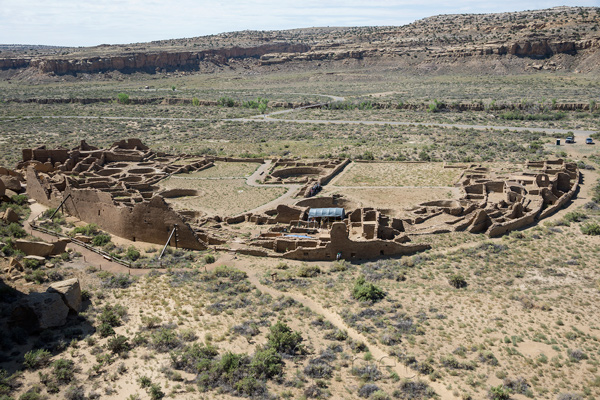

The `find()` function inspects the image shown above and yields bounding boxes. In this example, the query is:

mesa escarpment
[1,6,599,77]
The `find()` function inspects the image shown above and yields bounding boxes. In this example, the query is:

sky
[1,0,599,47]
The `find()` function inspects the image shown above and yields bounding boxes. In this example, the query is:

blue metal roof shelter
[307,208,345,219]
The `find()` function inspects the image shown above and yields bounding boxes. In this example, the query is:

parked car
[586,138,594,144]
[565,136,575,144]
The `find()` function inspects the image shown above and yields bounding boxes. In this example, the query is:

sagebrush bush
[92,234,111,247]
[107,335,130,354]
[52,359,74,384]
[266,321,304,356]
[581,222,600,235]
[24,349,51,370]
[352,275,386,302]
[126,246,140,261]
[449,274,467,288]
[297,265,321,277]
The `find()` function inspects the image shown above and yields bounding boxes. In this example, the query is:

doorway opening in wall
[380,250,384,255]
[132,237,136,242]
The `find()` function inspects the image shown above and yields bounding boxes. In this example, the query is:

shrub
[503,376,529,395]
[449,274,467,289]
[581,222,600,236]
[98,323,115,338]
[24,269,45,284]
[234,376,266,397]
[488,385,511,400]
[266,321,304,356]
[7,223,25,238]
[440,355,474,370]
[192,97,200,106]
[351,363,382,381]
[204,254,215,264]
[101,273,134,289]
[428,99,443,113]
[126,246,140,261]
[64,385,85,400]
[568,349,588,362]
[139,376,152,388]
[304,359,333,379]
[117,93,130,105]
[170,342,218,372]
[18,387,43,400]
[478,351,499,366]
[564,211,587,223]
[352,275,386,302]
[150,328,181,352]
[212,266,247,281]
[217,97,235,107]
[330,260,348,272]
[141,315,162,329]
[52,359,74,384]
[107,335,130,354]
[358,383,381,398]
[249,347,283,379]
[11,195,28,206]
[92,234,111,247]
[371,391,391,400]
[148,383,164,400]
[72,224,99,236]
[297,265,321,277]
[0,368,18,396]
[394,379,436,399]
[98,304,123,327]
[23,258,42,270]
[557,393,583,400]
[24,349,51,370]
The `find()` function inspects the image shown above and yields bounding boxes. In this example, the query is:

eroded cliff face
[2,7,599,76]
[0,43,311,74]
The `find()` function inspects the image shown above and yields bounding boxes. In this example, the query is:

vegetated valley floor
[1,59,600,400]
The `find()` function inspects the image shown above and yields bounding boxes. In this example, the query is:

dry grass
[335,162,463,187]
[159,177,285,216]
[185,162,258,179]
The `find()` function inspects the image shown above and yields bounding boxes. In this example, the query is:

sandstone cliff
[1,6,599,77]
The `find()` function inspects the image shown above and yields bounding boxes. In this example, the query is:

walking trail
[209,253,454,398]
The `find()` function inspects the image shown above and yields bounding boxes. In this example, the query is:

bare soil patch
[325,187,459,212]
[335,162,463,187]
[159,177,285,216]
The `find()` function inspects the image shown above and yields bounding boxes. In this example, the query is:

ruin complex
[21,139,579,261]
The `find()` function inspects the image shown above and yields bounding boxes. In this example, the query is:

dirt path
[245,159,273,186]
[227,260,454,398]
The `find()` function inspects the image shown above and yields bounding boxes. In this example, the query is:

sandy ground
[333,162,464,187]
[159,177,286,216]
[324,187,460,215]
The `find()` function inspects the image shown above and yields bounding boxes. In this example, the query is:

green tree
[117,93,130,105]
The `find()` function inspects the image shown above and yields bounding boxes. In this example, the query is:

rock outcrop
[14,240,55,257]
[2,208,19,223]
[47,278,81,312]
[1,7,599,77]
[10,278,83,331]
[0,176,22,193]
[14,238,71,257]
[11,292,70,330]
